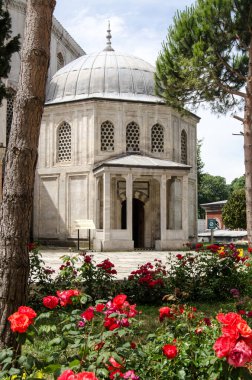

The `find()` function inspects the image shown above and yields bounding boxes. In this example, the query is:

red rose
[43,296,59,309]
[216,312,242,326]
[75,373,99,380]
[58,370,75,380]
[159,306,172,321]
[221,325,239,341]
[96,303,105,312]
[56,289,80,307]
[213,336,236,358]
[112,294,127,309]
[18,306,37,320]
[57,370,98,380]
[227,340,252,367]
[8,312,32,333]
[162,344,178,359]
[81,307,95,321]
[237,321,252,338]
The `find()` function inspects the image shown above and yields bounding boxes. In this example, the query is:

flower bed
[2,291,252,379]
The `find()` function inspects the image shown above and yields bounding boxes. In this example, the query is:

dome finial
[103,20,114,51]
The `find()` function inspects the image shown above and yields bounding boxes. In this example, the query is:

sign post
[73,220,95,250]
[207,218,218,244]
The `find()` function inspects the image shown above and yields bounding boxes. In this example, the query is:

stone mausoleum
[33,27,199,251]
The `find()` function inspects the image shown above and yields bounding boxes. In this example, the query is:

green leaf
[69,359,80,368]
[43,363,62,373]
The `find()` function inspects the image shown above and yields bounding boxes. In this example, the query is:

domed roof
[46,49,162,104]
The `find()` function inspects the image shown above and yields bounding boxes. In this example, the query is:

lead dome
[46,49,162,104]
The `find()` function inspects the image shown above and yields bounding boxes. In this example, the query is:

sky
[54,0,245,184]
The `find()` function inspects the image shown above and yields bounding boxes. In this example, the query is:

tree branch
[232,114,244,122]
[218,82,246,98]
[216,52,246,82]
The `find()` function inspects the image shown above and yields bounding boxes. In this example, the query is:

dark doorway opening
[133,198,144,248]
[121,200,126,229]
[121,199,145,248]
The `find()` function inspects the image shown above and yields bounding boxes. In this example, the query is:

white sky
[54,0,245,184]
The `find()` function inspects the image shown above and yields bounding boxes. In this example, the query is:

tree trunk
[244,33,252,244]
[0,0,56,349]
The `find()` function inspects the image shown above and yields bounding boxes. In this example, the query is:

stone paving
[40,247,181,280]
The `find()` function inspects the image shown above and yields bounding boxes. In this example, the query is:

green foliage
[222,188,246,229]
[198,173,230,216]
[120,260,170,305]
[155,0,250,114]
[0,0,20,104]
[54,252,118,301]
[229,175,245,193]
[167,245,252,301]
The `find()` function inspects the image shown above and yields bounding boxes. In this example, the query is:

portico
[93,154,191,251]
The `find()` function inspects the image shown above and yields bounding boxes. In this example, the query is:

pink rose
[227,340,252,367]
[57,370,98,380]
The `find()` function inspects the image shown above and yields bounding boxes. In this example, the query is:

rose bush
[2,295,252,379]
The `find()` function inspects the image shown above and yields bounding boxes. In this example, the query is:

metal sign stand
[74,220,95,251]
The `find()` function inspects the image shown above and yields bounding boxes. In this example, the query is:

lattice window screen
[57,122,71,162]
[101,120,114,151]
[151,123,164,153]
[126,121,140,152]
[181,130,187,164]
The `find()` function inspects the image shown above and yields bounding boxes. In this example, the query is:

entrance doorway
[133,198,144,248]
[121,199,145,248]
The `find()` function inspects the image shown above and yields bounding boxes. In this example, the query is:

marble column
[160,174,168,241]
[182,175,189,237]
[126,173,133,240]
[103,172,111,241]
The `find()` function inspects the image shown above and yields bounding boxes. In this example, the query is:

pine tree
[0,0,20,104]
[155,0,252,239]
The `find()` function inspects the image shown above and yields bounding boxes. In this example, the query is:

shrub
[120,259,170,304]
[167,244,252,301]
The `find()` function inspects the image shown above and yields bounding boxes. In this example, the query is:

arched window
[57,52,64,71]
[57,121,71,162]
[126,121,140,152]
[101,120,114,151]
[151,123,164,153]
[6,89,15,146]
[181,129,187,164]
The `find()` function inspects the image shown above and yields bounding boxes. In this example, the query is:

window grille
[57,52,64,71]
[57,122,71,162]
[126,121,140,152]
[151,123,164,153]
[181,129,187,164]
[101,120,114,151]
